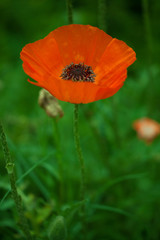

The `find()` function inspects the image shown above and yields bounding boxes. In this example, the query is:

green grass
[1,0,160,239]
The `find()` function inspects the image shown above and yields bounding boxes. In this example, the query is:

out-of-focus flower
[133,118,160,143]
[20,24,136,104]
[38,89,64,118]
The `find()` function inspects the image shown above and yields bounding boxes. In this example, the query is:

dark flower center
[60,63,96,82]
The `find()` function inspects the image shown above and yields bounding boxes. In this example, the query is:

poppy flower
[133,118,160,143]
[20,24,136,104]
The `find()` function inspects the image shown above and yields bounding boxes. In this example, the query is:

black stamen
[60,63,96,82]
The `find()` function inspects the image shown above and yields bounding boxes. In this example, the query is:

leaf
[90,204,132,217]
[62,199,87,218]
[93,173,147,201]
[105,173,148,189]
[0,152,54,206]
[0,219,16,228]
[0,198,14,210]
[42,162,60,180]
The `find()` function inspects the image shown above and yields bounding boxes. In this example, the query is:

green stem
[141,0,155,115]
[142,0,153,62]
[53,118,64,204]
[66,0,73,24]
[73,104,86,201]
[98,0,107,32]
[0,122,32,240]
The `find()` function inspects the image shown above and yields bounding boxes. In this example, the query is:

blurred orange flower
[20,24,136,104]
[133,118,160,143]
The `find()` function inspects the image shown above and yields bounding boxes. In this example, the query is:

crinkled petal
[94,38,136,86]
[20,34,63,86]
[51,24,113,68]
[20,24,136,104]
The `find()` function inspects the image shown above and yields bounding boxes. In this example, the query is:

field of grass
[1,0,160,239]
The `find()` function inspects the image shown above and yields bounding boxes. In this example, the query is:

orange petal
[51,24,113,68]
[42,73,125,104]
[20,34,63,85]
[94,38,136,86]
[20,25,136,104]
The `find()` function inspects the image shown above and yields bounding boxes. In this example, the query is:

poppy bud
[38,89,64,118]
[48,216,67,240]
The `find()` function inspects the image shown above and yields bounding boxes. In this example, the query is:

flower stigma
[60,63,96,82]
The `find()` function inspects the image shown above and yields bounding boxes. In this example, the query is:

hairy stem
[142,0,153,62]
[141,0,155,115]
[53,118,64,204]
[66,0,73,24]
[73,104,86,201]
[98,0,107,32]
[0,122,32,240]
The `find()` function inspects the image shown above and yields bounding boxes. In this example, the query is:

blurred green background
[1,0,160,239]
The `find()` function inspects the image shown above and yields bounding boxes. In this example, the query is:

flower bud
[38,89,64,118]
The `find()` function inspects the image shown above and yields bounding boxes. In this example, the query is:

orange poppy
[133,118,160,143]
[20,24,136,104]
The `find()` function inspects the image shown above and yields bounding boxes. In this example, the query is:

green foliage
[1,0,160,239]
[48,216,67,240]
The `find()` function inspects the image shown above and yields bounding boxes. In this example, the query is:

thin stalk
[73,104,86,201]
[53,118,64,204]
[0,122,32,240]
[66,0,73,24]
[142,0,153,62]
[141,0,155,115]
[65,0,86,233]
[98,0,107,32]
